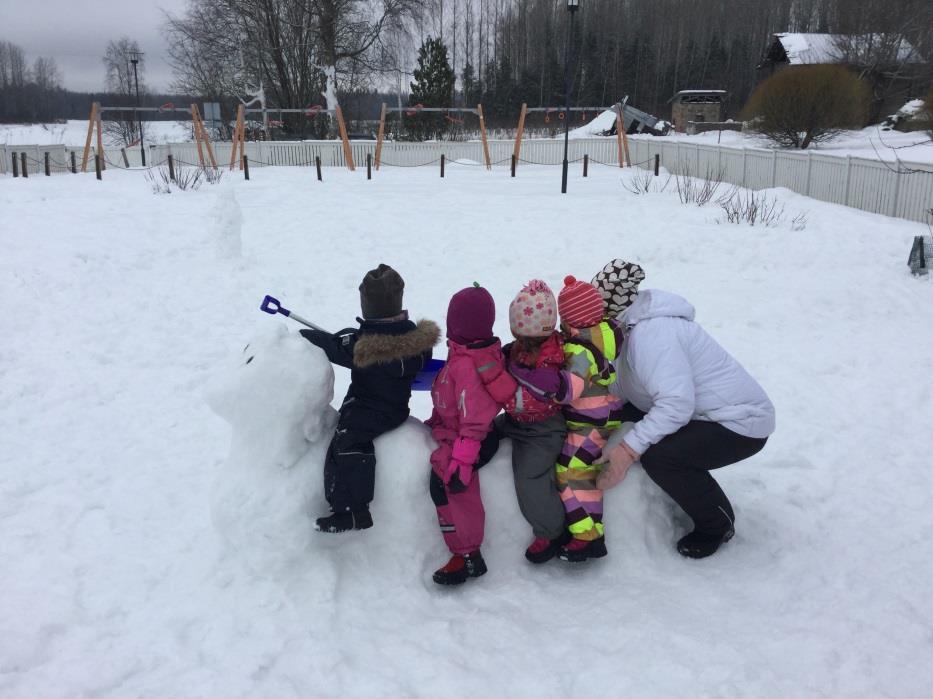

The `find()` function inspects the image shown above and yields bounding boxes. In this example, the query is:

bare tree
[32,57,62,90]
[102,38,146,147]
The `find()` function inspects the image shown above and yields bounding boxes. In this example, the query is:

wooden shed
[669,91,727,133]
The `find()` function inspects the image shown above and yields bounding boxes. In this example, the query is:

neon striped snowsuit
[554,319,625,541]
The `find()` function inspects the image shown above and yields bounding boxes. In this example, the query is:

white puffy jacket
[614,290,775,455]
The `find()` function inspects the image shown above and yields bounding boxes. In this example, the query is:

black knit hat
[359,264,405,319]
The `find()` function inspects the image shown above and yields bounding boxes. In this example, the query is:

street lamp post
[129,51,145,166]
[561,0,580,194]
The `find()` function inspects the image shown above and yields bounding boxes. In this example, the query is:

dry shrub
[742,65,871,149]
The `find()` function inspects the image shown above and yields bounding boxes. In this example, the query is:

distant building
[668,91,726,133]
[757,33,929,119]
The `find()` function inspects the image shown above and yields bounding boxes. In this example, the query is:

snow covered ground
[0,120,192,147]
[2,163,932,698]
[569,107,933,166]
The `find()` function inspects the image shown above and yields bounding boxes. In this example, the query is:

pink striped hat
[558,275,605,329]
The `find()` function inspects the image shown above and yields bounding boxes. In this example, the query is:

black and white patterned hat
[591,259,646,317]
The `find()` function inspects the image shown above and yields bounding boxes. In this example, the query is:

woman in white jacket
[591,260,775,558]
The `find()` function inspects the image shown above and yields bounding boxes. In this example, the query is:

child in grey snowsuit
[473,280,569,563]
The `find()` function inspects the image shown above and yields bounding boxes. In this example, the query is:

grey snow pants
[476,412,568,540]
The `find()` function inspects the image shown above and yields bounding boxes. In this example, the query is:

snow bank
[2,164,932,697]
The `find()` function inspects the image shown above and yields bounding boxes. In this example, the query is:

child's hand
[443,437,481,491]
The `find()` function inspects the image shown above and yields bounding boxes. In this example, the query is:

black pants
[325,406,402,512]
[621,404,768,536]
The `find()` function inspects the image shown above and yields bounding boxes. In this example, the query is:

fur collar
[353,319,440,368]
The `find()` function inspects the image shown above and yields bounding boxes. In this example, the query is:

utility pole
[561,0,580,194]
[129,50,145,166]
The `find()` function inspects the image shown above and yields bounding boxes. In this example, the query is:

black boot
[315,509,373,533]
[432,551,487,585]
[677,527,734,559]
[558,536,608,563]
[525,530,572,564]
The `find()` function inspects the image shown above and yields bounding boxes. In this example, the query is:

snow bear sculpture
[205,324,338,576]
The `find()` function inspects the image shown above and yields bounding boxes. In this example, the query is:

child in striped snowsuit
[552,275,625,562]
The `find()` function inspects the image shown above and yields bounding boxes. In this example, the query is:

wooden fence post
[315,156,322,181]
[366,153,372,180]
[121,147,130,168]
[20,152,28,178]
[94,154,102,180]
[242,154,250,180]
[440,154,445,178]
[70,151,77,174]
[11,152,18,177]
[654,153,660,176]
[44,152,51,176]
[511,154,516,177]
[583,154,589,177]
[167,154,176,182]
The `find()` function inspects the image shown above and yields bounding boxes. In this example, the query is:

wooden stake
[70,151,77,174]
[44,152,51,176]
[478,104,492,170]
[615,102,625,168]
[121,147,129,167]
[375,102,387,170]
[512,102,527,171]
[82,102,98,172]
[335,105,355,171]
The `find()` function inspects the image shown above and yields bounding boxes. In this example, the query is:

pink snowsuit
[427,339,513,555]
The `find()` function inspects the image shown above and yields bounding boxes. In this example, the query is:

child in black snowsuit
[301,264,440,533]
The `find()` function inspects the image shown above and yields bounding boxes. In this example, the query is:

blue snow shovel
[260,295,444,390]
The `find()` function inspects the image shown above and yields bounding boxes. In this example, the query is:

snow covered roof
[774,33,924,66]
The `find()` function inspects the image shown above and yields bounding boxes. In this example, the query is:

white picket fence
[4,137,932,223]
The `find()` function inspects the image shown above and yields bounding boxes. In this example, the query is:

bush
[742,65,871,149]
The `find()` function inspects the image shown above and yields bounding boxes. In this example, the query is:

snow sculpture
[205,324,338,574]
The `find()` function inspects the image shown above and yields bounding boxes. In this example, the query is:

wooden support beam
[478,104,492,170]
[615,102,625,168]
[335,105,355,171]
[374,102,387,171]
[82,102,98,172]
[96,107,106,171]
[191,103,206,167]
[512,103,528,172]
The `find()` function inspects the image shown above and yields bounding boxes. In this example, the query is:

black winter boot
[432,551,487,585]
[676,527,734,559]
[558,536,608,563]
[315,509,373,533]
[525,530,572,564]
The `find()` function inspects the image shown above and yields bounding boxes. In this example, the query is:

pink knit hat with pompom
[509,279,557,338]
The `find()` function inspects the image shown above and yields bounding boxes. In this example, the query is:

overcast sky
[1,0,189,92]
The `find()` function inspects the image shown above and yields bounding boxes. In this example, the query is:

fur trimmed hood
[353,319,440,368]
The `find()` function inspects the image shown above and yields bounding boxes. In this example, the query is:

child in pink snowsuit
[427,283,515,586]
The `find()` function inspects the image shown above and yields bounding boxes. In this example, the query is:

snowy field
[2,162,932,698]
[0,120,192,147]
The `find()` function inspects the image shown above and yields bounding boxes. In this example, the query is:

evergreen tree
[409,37,455,140]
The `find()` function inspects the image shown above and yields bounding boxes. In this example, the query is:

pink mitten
[595,441,639,491]
[445,437,481,488]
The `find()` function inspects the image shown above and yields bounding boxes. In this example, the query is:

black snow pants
[325,403,403,513]
[621,404,768,536]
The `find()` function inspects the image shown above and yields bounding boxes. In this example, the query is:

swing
[304,104,323,118]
